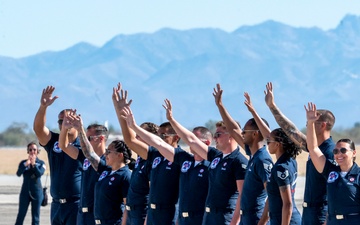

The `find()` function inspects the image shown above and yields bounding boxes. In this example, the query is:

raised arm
[213,83,245,149]
[58,109,80,159]
[163,99,209,160]
[244,92,271,138]
[33,86,58,146]
[265,82,307,150]
[112,83,149,159]
[68,112,101,171]
[121,106,176,162]
[305,102,326,173]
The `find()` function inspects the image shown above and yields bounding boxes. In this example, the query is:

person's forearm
[79,127,100,170]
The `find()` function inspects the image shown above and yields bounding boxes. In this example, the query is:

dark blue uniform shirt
[322,160,360,216]
[146,146,180,206]
[126,156,149,207]
[77,152,105,210]
[206,146,248,210]
[17,158,46,197]
[267,153,301,224]
[41,131,82,200]
[173,147,209,213]
[304,137,335,203]
[241,145,273,213]
[94,160,131,221]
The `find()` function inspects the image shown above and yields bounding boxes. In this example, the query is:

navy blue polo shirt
[267,154,298,217]
[322,160,360,215]
[206,146,248,209]
[94,160,131,221]
[41,131,82,199]
[304,137,335,204]
[77,151,105,209]
[173,147,209,213]
[241,145,273,213]
[126,156,149,207]
[146,146,180,205]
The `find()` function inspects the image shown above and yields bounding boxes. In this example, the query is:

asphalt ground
[0,175,305,225]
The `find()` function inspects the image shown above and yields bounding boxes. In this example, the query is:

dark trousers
[239,211,269,225]
[15,191,42,225]
[178,213,204,225]
[202,211,233,225]
[146,206,176,225]
[301,205,327,225]
[126,207,147,225]
[51,200,79,225]
[77,209,95,225]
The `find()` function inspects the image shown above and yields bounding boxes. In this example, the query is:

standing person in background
[15,142,46,225]
[112,83,180,225]
[264,82,335,225]
[58,122,108,225]
[33,86,82,225]
[305,102,360,225]
[213,84,273,225]
[63,111,132,225]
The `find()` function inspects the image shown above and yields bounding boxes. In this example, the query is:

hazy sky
[0,0,359,58]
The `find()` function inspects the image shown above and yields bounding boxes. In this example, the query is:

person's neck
[94,145,106,157]
[222,143,238,154]
[316,132,330,146]
[67,132,77,143]
[249,142,264,156]
[340,162,353,173]
[111,162,126,171]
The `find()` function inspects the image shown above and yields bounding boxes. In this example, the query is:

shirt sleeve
[274,164,292,187]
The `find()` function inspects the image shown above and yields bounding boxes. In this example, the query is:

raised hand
[120,106,137,129]
[244,92,255,113]
[264,82,275,107]
[304,102,321,123]
[162,99,174,121]
[61,109,77,130]
[67,112,84,131]
[40,86,58,107]
[212,83,223,106]
[112,82,133,111]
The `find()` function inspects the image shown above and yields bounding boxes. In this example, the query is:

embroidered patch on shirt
[277,170,289,180]
[152,157,161,169]
[327,171,339,183]
[210,157,220,169]
[181,161,192,173]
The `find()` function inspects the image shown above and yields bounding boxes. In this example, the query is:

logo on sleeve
[152,157,161,169]
[181,161,192,173]
[135,157,141,169]
[98,171,108,181]
[83,159,91,170]
[277,170,289,180]
[264,163,273,173]
[53,141,63,153]
[327,171,339,183]
[210,157,220,169]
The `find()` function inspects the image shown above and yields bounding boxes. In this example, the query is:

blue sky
[0,0,359,58]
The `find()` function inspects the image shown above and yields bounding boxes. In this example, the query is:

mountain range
[1,14,360,134]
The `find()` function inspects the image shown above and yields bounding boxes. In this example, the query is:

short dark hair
[87,124,109,139]
[159,122,175,134]
[141,122,159,135]
[246,118,269,140]
[193,126,213,141]
[27,141,40,153]
[272,128,302,159]
[317,109,335,131]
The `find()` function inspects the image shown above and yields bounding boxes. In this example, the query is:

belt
[81,207,93,213]
[125,204,146,211]
[205,206,233,213]
[329,213,360,220]
[180,210,204,218]
[53,197,80,204]
[149,203,174,210]
[240,210,257,216]
[302,201,327,208]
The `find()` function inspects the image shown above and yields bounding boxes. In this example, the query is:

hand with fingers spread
[67,112,84,131]
[121,106,137,129]
[40,86,59,107]
[244,92,255,114]
[112,82,133,112]
[162,99,174,121]
[212,83,224,106]
[61,109,77,131]
[304,102,321,124]
[264,82,275,108]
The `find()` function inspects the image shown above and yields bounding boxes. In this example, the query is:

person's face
[86,128,103,148]
[158,127,177,146]
[266,132,279,155]
[333,142,356,167]
[191,130,209,160]
[241,121,258,145]
[213,127,230,151]
[105,143,120,167]
[28,144,38,156]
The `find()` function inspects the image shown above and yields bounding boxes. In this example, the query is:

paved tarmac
[0,175,305,225]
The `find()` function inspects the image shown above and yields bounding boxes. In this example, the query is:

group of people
[14,82,359,225]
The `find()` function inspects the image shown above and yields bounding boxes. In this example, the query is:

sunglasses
[266,139,277,145]
[213,132,229,138]
[58,119,63,125]
[333,148,352,155]
[241,129,259,134]
[159,133,177,139]
[88,135,101,142]
[28,148,38,151]
[105,149,118,155]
